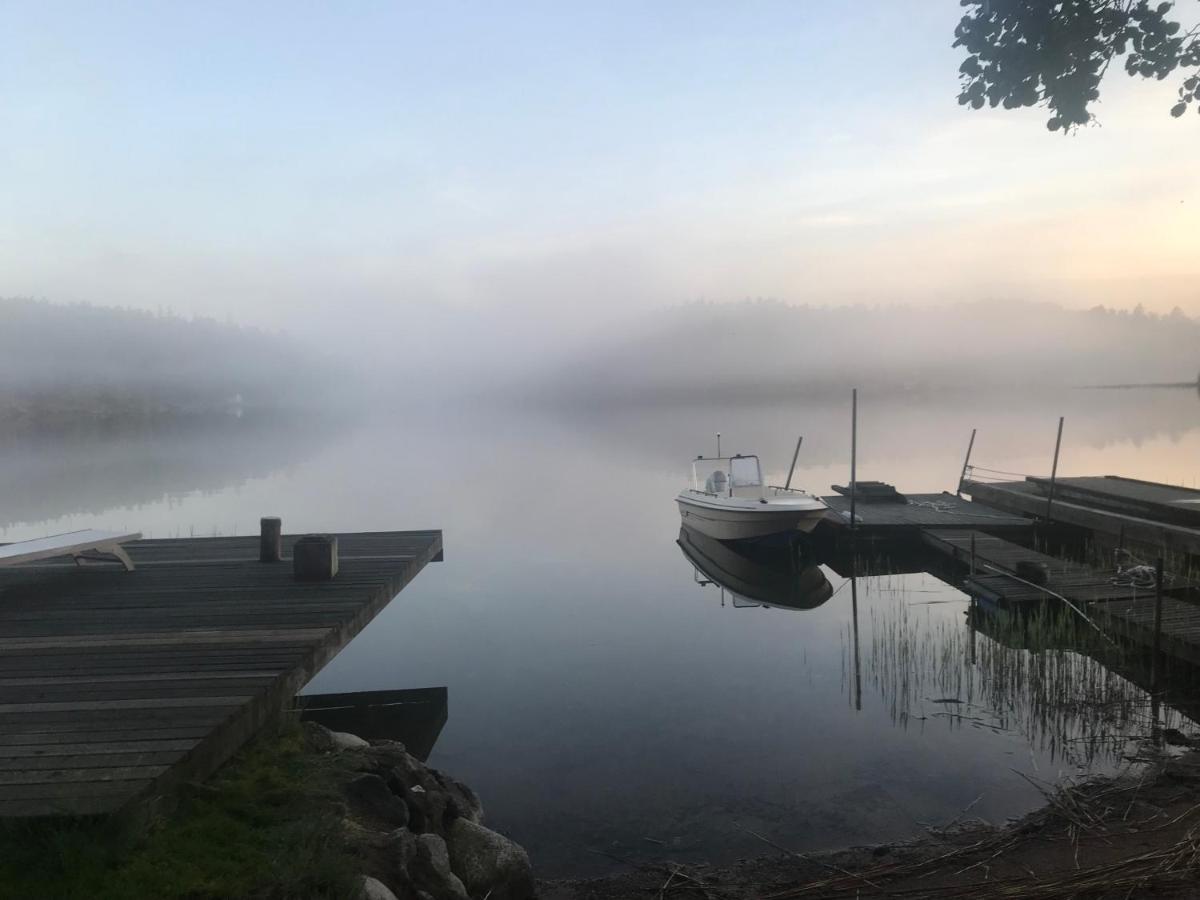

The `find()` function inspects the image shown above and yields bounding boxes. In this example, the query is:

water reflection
[861,577,1198,770]
[677,525,833,610]
[0,413,338,533]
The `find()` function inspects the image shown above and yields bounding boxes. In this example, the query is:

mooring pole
[1044,416,1064,522]
[1153,557,1164,691]
[784,434,804,491]
[850,389,858,531]
[957,428,977,498]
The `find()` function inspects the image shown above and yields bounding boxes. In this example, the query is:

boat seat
[705,470,728,494]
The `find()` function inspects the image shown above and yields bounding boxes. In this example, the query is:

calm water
[4,387,1199,876]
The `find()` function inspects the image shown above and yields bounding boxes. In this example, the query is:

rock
[331,730,371,750]
[446,818,535,900]
[410,833,469,900]
[344,774,410,828]
[387,758,449,833]
[434,772,484,825]
[302,721,337,752]
[361,875,400,900]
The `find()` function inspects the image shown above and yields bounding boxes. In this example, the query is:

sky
[3,1,1198,339]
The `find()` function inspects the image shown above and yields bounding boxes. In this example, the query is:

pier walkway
[964,476,1200,556]
[922,528,1200,665]
[0,530,442,818]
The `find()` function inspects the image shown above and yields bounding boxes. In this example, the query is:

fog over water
[6,371,1198,875]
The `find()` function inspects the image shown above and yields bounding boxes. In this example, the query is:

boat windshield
[690,455,764,496]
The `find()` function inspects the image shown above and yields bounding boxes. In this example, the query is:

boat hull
[676,495,828,541]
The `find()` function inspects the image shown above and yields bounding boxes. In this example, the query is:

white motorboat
[676,452,829,541]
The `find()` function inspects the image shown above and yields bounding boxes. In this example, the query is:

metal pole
[1044,416,1064,522]
[850,389,858,531]
[957,428,977,498]
[1153,557,1164,691]
[716,432,721,458]
[784,435,804,491]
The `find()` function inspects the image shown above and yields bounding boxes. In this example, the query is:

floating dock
[820,491,1031,535]
[963,475,1200,556]
[0,530,442,818]
[922,528,1200,665]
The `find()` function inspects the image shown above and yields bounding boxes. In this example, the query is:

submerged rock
[446,817,535,900]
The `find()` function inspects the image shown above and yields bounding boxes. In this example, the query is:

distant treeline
[530,299,1200,404]
[0,298,330,429]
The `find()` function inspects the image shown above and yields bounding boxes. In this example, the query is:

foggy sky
[3,1,1199,344]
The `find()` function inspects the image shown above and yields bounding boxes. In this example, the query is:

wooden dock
[922,528,1200,665]
[821,491,1031,534]
[963,477,1200,556]
[0,530,442,818]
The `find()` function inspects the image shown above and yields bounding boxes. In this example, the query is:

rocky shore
[303,722,535,900]
[310,722,1200,900]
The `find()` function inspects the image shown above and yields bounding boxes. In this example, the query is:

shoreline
[540,744,1200,899]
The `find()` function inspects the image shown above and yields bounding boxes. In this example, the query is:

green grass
[0,720,362,900]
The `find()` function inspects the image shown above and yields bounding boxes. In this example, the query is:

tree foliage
[955,0,1200,131]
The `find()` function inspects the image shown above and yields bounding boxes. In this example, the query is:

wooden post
[259,517,282,563]
[784,435,804,491]
[1152,557,1164,691]
[1044,416,1064,522]
[957,428,976,498]
[850,388,858,531]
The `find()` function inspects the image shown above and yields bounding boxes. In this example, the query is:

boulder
[302,721,337,753]
[361,875,400,900]
[344,774,410,828]
[331,730,371,750]
[410,833,469,900]
[387,757,449,833]
[446,818,535,900]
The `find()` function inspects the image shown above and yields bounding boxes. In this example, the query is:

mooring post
[850,388,858,531]
[1152,557,1164,691]
[784,434,804,491]
[957,428,976,498]
[260,517,282,563]
[1044,416,1064,522]
[293,534,339,581]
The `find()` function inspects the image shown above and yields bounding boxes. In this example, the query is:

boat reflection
[677,525,834,611]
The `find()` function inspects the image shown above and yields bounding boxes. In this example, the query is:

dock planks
[0,530,442,818]
[821,492,1031,533]
[923,528,1200,665]
[964,478,1200,556]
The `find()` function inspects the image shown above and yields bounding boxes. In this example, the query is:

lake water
[4,386,1199,876]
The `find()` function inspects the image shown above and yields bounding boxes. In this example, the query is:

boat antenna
[784,434,804,491]
[716,432,721,458]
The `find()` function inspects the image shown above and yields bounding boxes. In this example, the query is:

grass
[0,719,362,900]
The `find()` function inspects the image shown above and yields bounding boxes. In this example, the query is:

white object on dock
[0,529,142,571]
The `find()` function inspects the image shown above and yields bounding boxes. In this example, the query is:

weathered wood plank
[0,529,441,819]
